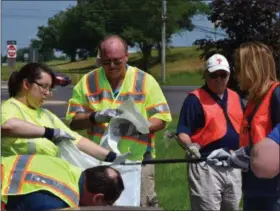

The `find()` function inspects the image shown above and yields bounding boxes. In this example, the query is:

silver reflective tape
[117,94,145,103]
[88,91,113,102]
[8,156,32,194]
[68,105,90,113]
[25,172,79,206]
[134,70,145,93]
[87,72,98,93]
[147,104,170,117]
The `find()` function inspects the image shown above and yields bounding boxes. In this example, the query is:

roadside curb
[161,86,199,91]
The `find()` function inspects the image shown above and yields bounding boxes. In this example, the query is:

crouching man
[1,155,124,211]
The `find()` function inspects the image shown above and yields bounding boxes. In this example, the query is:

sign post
[6,40,17,70]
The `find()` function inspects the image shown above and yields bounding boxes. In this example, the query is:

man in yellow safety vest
[1,154,124,211]
[66,35,172,207]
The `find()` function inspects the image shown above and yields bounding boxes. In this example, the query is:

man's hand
[185,143,201,159]
[91,109,121,124]
[206,147,250,170]
[44,127,75,144]
[206,148,231,167]
[227,147,250,171]
[111,152,132,165]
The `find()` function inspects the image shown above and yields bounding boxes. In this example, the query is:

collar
[202,84,228,103]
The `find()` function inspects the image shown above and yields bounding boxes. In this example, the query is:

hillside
[1,46,205,86]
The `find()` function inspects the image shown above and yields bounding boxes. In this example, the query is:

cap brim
[208,65,230,73]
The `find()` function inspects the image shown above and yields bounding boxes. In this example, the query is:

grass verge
[154,115,191,210]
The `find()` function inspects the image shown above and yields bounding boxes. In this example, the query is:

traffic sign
[7,44,17,58]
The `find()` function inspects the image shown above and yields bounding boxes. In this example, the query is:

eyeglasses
[208,72,229,79]
[101,58,124,66]
[33,81,53,93]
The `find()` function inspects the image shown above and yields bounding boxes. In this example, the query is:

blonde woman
[207,42,280,211]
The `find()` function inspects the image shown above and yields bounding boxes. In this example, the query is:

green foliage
[16,47,29,62]
[103,0,208,71]
[35,0,208,69]
[195,0,280,90]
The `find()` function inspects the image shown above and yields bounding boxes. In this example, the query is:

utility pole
[161,0,167,83]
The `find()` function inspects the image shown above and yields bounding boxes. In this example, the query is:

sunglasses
[208,72,229,79]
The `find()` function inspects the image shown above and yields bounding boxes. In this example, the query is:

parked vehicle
[54,71,72,87]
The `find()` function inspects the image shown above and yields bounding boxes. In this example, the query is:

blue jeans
[243,195,280,211]
[6,190,69,211]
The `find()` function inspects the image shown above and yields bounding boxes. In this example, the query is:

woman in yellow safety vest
[1,62,129,163]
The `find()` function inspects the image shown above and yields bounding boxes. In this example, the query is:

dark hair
[84,165,124,203]
[8,63,56,97]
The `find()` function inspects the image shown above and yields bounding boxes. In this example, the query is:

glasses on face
[101,57,124,66]
[208,72,229,79]
[33,81,53,93]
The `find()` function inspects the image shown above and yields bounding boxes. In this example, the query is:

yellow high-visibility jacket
[66,66,172,160]
[1,154,82,208]
[1,98,81,157]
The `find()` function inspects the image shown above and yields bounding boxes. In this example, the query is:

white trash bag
[57,140,101,169]
[57,97,150,206]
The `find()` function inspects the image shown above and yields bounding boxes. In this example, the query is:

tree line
[13,0,280,85]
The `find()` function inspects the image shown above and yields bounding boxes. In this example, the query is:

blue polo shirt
[243,86,280,197]
[177,85,244,157]
[268,123,280,144]
[6,173,85,211]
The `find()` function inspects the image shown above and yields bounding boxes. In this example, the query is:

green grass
[157,72,204,86]
[154,115,191,210]
[1,46,204,86]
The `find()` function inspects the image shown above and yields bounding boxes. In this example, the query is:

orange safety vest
[190,88,243,147]
[239,82,280,147]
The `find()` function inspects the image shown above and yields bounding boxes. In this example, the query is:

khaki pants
[140,164,159,207]
[188,162,242,211]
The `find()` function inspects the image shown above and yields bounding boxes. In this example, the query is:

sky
[1,1,226,56]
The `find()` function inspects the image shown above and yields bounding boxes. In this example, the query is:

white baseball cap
[206,54,230,73]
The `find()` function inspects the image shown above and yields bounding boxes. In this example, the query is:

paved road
[1,81,198,118]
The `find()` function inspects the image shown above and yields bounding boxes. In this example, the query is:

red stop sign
[7,45,16,58]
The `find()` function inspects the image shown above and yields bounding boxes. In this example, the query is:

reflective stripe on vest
[5,155,34,194]
[190,88,243,147]
[4,155,79,206]
[24,172,79,206]
[146,103,170,118]
[68,103,94,114]
[86,68,146,104]
[239,82,280,147]
[9,102,56,154]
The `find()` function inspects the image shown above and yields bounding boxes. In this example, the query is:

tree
[36,4,106,61]
[1,54,7,63]
[101,0,208,71]
[35,0,208,68]
[16,47,30,62]
[30,39,55,62]
[194,0,280,91]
